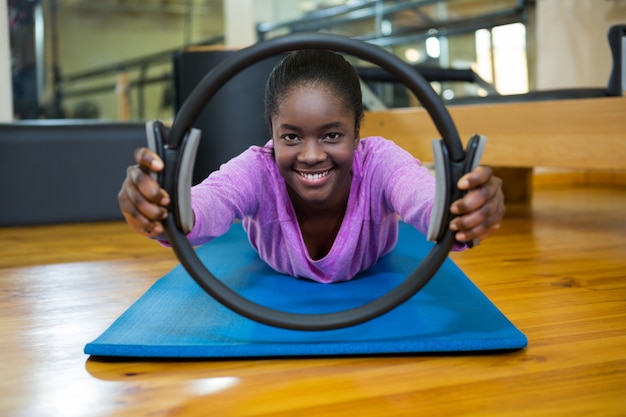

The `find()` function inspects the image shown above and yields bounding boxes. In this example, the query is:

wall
[533,0,626,186]
[224,0,301,47]
[0,0,13,121]
[535,0,626,90]
[54,1,224,121]
[57,0,300,120]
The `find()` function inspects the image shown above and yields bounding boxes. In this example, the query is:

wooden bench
[361,96,626,203]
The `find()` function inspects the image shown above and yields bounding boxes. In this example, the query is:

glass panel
[258,0,528,108]
[6,0,529,120]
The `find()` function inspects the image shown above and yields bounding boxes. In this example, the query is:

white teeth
[299,170,329,180]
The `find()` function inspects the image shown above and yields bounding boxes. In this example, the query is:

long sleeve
[185,146,273,246]
[356,136,436,234]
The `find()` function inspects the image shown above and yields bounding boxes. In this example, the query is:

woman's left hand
[448,166,505,244]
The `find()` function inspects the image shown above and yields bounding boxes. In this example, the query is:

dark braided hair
[264,49,364,132]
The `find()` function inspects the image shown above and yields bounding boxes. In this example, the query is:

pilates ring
[147,32,485,330]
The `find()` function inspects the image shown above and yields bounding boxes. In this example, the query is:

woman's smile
[296,169,332,184]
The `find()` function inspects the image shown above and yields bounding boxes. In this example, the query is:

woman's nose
[298,139,326,164]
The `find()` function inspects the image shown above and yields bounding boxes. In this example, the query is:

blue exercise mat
[85,222,527,358]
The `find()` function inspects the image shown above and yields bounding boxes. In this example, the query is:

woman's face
[271,85,360,212]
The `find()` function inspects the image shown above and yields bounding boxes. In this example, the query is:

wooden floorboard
[0,184,624,417]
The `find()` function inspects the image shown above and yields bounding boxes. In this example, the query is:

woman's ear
[353,128,360,149]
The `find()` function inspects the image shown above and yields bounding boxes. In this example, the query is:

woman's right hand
[118,147,171,240]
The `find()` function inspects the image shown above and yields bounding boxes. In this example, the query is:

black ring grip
[427,134,487,248]
[146,120,200,234]
[150,32,485,330]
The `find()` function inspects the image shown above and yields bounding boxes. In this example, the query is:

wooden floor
[1,184,625,417]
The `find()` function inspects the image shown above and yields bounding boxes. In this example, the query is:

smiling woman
[118,33,503,331]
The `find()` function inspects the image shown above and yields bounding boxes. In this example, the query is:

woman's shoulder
[357,136,415,162]
[220,141,275,170]
[198,142,278,190]
[240,140,274,157]
[354,136,429,186]
[358,135,412,153]
[358,135,394,148]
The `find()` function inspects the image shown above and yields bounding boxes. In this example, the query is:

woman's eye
[282,134,300,142]
[324,132,343,142]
